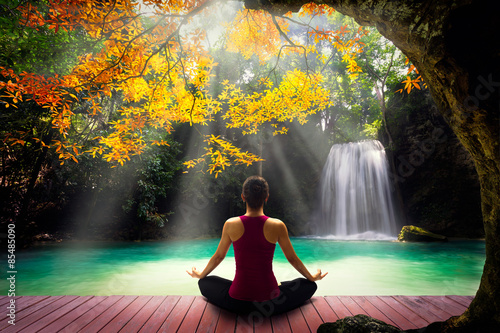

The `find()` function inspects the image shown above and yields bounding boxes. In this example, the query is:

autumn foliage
[0,0,378,175]
[396,57,427,94]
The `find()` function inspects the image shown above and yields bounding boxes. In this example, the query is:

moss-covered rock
[317,314,401,333]
[398,225,448,242]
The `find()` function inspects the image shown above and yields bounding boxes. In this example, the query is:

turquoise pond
[1,238,484,296]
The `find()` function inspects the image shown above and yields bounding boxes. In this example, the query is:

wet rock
[317,314,401,333]
[32,233,61,242]
[397,225,448,242]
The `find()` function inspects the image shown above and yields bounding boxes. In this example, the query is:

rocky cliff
[384,89,483,238]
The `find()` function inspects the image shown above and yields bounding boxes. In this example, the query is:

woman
[187,175,327,316]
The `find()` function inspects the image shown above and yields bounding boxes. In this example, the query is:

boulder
[32,233,61,242]
[317,314,401,333]
[397,225,448,242]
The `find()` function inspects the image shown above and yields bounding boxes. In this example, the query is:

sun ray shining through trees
[0,0,415,240]
[0,0,423,239]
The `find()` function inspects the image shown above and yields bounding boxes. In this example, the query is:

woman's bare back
[225,216,284,244]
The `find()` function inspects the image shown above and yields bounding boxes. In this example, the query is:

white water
[313,140,398,239]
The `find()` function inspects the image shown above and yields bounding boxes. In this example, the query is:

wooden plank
[196,302,221,333]
[1,295,474,333]
[215,308,237,333]
[417,297,455,317]
[18,296,94,333]
[271,312,291,333]
[396,296,449,322]
[138,295,180,333]
[0,297,22,329]
[236,313,254,333]
[75,295,137,333]
[157,295,195,332]
[286,307,310,332]
[39,296,107,332]
[420,296,466,316]
[447,295,473,308]
[177,296,207,332]
[119,296,168,332]
[310,297,339,323]
[1,296,67,331]
[1,294,63,330]
[338,296,368,316]
[2,295,79,333]
[364,296,417,330]
[379,296,429,327]
[99,295,152,333]
[59,295,124,333]
[0,296,19,307]
[350,296,397,327]
[300,299,325,332]
[324,296,352,319]
[253,316,273,333]
[234,308,274,333]
[13,296,51,313]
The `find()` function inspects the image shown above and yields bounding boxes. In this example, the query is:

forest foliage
[0,0,423,242]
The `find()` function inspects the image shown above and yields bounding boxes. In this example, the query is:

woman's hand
[186,266,204,279]
[186,222,233,280]
[310,269,328,281]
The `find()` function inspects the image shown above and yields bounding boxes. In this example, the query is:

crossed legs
[198,275,317,317]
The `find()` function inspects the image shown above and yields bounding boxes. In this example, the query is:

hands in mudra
[186,267,203,279]
[187,266,328,282]
[310,269,328,281]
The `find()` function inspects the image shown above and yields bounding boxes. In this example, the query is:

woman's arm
[276,221,328,282]
[186,221,232,279]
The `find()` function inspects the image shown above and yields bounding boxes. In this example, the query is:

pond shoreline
[31,232,485,246]
[28,232,486,253]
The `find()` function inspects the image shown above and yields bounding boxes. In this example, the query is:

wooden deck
[0,295,473,332]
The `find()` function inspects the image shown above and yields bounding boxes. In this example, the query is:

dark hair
[242,176,269,209]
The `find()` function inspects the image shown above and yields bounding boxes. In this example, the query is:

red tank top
[228,215,280,301]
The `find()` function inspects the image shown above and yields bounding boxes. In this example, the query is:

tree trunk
[19,145,49,219]
[374,82,393,148]
[246,0,500,330]
[16,156,44,245]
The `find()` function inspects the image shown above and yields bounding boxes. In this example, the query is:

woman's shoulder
[225,216,243,226]
[265,217,282,223]
[263,217,287,243]
[265,217,286,229]
[224,217,244,241]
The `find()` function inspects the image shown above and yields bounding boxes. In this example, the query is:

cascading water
[313,140,398,240]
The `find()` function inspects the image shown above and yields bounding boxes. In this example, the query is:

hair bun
[242,176,269,209]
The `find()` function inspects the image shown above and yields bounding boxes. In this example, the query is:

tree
[309,12,379,143]
[0,0,333,173]
[247,0,500,331]
[358,27,401,147]
[0,0,98,232]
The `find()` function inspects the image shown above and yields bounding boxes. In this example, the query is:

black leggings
[198,276,317,317]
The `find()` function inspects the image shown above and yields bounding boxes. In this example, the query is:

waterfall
[314,140,398,240]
